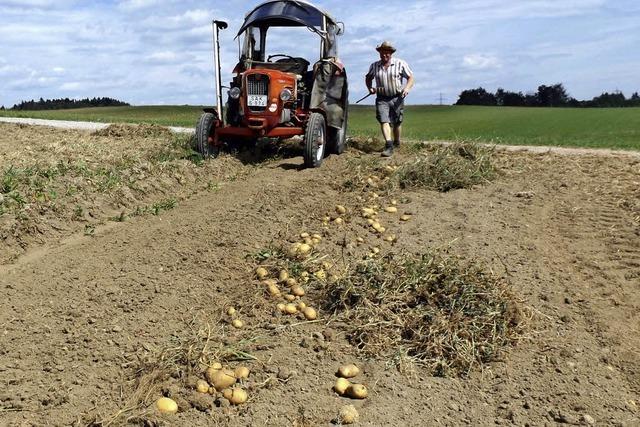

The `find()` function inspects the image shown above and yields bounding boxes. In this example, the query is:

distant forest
[456,84,640,108]
[4,97,129,111]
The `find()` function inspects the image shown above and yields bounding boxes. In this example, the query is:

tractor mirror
[336,22,345,35]
[214,20,228,30]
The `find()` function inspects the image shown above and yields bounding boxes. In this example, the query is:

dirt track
[0,123,639,426]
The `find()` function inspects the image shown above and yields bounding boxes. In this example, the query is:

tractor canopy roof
[236,0,339,36]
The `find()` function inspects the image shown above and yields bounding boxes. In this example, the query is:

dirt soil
[1,123,639,426]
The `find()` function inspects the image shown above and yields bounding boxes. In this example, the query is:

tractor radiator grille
[246,74,269,112]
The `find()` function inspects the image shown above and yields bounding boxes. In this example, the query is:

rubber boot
[381,141,394,157]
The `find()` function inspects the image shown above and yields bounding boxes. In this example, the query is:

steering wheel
[267,54,297,62]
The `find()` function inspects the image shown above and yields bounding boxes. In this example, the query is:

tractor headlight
[229,87,241,99]
[279,88,293,102]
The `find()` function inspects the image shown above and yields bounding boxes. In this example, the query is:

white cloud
[462,54,501,70]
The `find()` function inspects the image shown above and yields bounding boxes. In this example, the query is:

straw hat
[376,41,396,53]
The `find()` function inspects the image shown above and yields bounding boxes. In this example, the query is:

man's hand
[368,87,377,95]
[402,88,410,98]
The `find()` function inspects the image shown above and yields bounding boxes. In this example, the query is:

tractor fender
[202,108,219,118]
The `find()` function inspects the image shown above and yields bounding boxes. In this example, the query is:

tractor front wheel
[303,112,326,168]
[195,112,220,158]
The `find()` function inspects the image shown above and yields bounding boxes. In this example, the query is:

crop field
[2,105,639,150]
[0,122,638,426]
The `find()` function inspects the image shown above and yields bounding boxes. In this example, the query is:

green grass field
[1,105,639,150]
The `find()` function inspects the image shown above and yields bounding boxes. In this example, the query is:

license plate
[247,95,267,107]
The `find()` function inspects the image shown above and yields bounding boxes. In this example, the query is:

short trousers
[375,94,404,124]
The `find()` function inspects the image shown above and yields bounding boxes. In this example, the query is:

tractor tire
[195,112,220,158]
[303,112,326,168]
[327,107,348,155]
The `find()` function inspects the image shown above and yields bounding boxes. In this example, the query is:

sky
[1,0,639,107]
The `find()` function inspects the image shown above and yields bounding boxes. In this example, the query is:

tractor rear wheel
[303,112,326,168]
[195,112,220,158]
[327,107,348,155]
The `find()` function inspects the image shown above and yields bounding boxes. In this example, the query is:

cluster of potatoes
[333,364,368,400]
[155,363,253,413]
[255,259,322,321]
[333,363,368,424]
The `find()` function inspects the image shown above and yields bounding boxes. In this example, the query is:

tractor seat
[273,57,310,75]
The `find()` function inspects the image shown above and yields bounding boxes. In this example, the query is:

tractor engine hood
[236,0,338,36]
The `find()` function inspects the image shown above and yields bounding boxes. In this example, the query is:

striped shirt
[366,57,413,97]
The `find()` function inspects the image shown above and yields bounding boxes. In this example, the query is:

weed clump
[393,143,495,192]
[93,123,173,139]
[320,250,528,377]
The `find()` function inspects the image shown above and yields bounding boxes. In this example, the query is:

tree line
[456,84,640,108]
[5,97,129,111]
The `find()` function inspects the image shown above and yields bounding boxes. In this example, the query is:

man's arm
[365,74,376,94]
[402,74,415,98]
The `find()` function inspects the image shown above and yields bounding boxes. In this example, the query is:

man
[365,41,415,157]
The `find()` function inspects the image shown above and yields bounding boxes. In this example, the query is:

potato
[312,237,321,245]
[285,277,298,287]
[291,285,305,297]
[297,301,307,310]
[312,233,322,240]
[223,387,248,405]
[334,377,351,395]
[356,237,364,243]
[334,217,344,225]
[196,379,210,394]
[255,267,269,279]
[226,307,236,316]
[284,303,298,314]
[278,270,289,282]
[339,405,359,424]
[314,269,326,280]
[300,232,310,238]
[371,247,380,254]
[347,384,368,399]
[284,294,296,302]
[391,199,397,205]
[400,214,411,221]
[298,243,312,255]
[289,242,302,257]
[156,397,178,414]
[204,365,222,383]
[276,303,286,312]
[335,205,347,214]
[338,364,360,379]
[210,369,236,391]
[302,307,317,320]
[384,234,396,242]
[384,206,398,213]
[267,283,281,297]
[231,319,244,329]
[235,366,250,379]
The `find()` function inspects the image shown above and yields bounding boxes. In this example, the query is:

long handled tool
[355,92,374,104]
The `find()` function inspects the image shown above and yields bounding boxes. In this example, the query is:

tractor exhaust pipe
[211,20,228,122]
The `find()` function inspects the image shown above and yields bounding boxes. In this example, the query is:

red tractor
[196,0,349,168]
